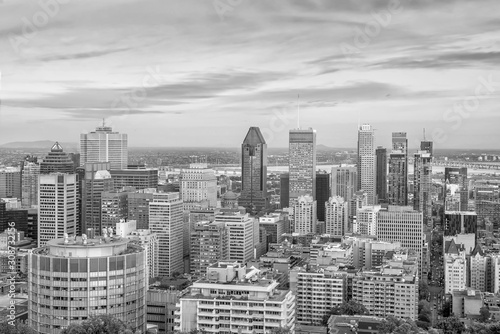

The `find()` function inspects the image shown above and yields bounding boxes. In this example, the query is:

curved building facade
[28,236,147,334]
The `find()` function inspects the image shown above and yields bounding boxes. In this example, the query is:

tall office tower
[289,128,317,206]
[149,192,183,277]
[174,262,296,333]
[290,267,345,325]
[128,189,156,229]
[239,127,268,213]
[40,142,75,174]
[325,196,348,237]
[0,201,6,232]
[331,166,357,201]
[387,132,408,206]
[81,162,113,232]
[357,124,376,205]
[376,206,424,272]
[21,162,39,208]
[28,236,147,333]
[444,167,469,211]
[444,239,467,294]
[469,245,487,292]
[116,220,159,279]
[444,211,478,236]
[476,201,500,230]
[190,221,228,278]
[414,142,433,226]
[280,173,290,209]
[214,212,256,263]
[259,213,286,244]
[180,163,217,210]
[38,173,77,247]
[80,124,128,170]
[352,269,418,320]
[110,167,158,190]
[293,195,317,235]
[0,167,21,199]
[355,205,381,236]
[101,189,131,228]
[316,172,330,222]
[349,190,368,232]
[375,147,387,203]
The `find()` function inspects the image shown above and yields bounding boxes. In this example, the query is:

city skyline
[1,0,500,149]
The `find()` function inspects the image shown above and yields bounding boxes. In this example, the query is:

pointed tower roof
[243,127,266,145]
[445,239,459,255]
[51,142,64,152]
[471,244,485,257]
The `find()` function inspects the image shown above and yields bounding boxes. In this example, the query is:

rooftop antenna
[423,128,426,141]
[102,118,105,127]
[297,94,300,129]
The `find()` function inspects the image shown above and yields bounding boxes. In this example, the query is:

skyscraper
[280,173,290,209]
[293,195,317,235]
[101,189,131,228]
[81,162,114,232]
[388,132,408,206]
[240,127,269,213]
[80,124,128,170]
[289,128,317,206]
[414,141,433,226]
[190,221,228,278]
[40,142,75,174]
[110,167,158,190]
[331,166,357,201]
[21,161,39,208]
[214,212,256,263]
[357,124,376,205]
[0,167,21,200]
[316,172,330,222]
[149,192,183,277]
[375,147,387,203]
[180,163,218,210]
[325,196,348,237]
[38,173,78,246]
[444,167,468,211]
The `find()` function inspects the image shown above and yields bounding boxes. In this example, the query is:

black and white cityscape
[1,1,500,334]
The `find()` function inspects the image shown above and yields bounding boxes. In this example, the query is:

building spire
[297,94,300,129]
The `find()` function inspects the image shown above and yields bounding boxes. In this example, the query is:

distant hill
[0,141,78,150]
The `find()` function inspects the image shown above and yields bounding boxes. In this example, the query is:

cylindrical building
[28,236,147,334]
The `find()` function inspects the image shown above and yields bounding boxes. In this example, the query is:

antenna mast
[423,128,426,141]
[297,94,300,129]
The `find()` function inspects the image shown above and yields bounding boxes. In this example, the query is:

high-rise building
[174,262,296,333]
[149,192,183,277]
[331,166,357,201]
[375,147,387,203]
[81,162,114,232]
[190,221,228,278]
[444,211,478,236]
[290,267,346,325]
[354,205,381,236]
[28,236,147,333]
[413,141,433,226]
[325,196,348,237]
[289,128,317,206]
[357,124,376,205]
[444,239,467,294]
[0,200,6,232]
[316,172,330,222]
[40,142,75,174]
[239,127,268,213]
[259,213,286,244]
[293,195,317,235]
[352,269,418,320]
[38,173,78,247]
[128,188,156,229]
[444,167,468,211]
[280,173,290,209]
[80,125,128,170]
[469,244,487,292]
[180,163,217,210]
[21,162,40,208]
[344,237,401,270]
[0,166,21,200]
[101,188,132,228]
[214,212,256,263]
[387,132,408,206]
[110,167,158,191]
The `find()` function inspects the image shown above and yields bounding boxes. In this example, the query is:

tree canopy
[60,315,139,334]
[0,323,37,334]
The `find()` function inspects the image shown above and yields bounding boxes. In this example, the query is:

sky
[0,0,499,149]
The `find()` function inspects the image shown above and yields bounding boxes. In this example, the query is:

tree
[419,280,430,301]
[0,323,37,334]
[418,300,432,324]
[270,327,292,334]
[436,316,466,334]
[378,316,421,334]
[439,299,452,318]
[60,315,138,334]
[480,306,491,323]
[322,300,370,325]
